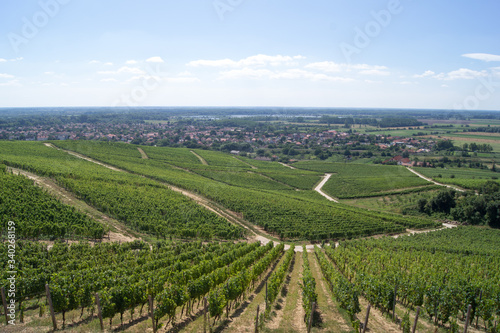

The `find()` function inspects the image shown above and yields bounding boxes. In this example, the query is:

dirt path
[357,297,401,333]
[314,173,339,203]
[279,162,296,169]
[308,252,352,332]
[44,143,123,172]
[234,156,258,169]
[406,167,465,192]
[8,167,137,243]
[137,147,148,159]
[190,150,208,165]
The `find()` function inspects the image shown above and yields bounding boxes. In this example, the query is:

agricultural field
[328,227,500,333]
[413,166,499,190]
[0,165,106,240]
[0,141,244,240]
[293,161,433,198]
[51,141,439,240]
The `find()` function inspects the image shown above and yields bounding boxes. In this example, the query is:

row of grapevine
[207,242,285,324]
[300,247,317,325]
[314,246,360,330]
[265,245,295,316]
[328,228,500,332]
[155,241,275,326]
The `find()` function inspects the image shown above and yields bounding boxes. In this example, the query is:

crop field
[293,161,432,198]
[413,166,500,190]
[0,141,243,240]
[45,141,439,241]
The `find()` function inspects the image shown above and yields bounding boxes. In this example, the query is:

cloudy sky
[1,0,500,110]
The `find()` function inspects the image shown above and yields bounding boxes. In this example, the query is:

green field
[49,141,439,241]
[293,160,432,198]
[413,166,499,190]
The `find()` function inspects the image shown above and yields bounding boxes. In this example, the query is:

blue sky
[1,0,500,110]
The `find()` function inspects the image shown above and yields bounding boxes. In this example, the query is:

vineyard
[48,141,439,241]
[292,161,433,198]
[1,140,499,332]
[0,141,244,241]
[412,167,500,190]
[2,227,498,332]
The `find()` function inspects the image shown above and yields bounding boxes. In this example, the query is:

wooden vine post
[464,304,472,333]
[45,284,57,330]
[95,293,104,331]
[362,303,371,333]
[149,295,156,333]
[203,297,207,333]
[1,287,8,325]
[255,304,260,333]
[393,284,397,322]
[307,302,316,333]
[265,280,268,311]
[411,306,420,333]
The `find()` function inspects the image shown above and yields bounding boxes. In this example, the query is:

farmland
[293,161,433,198]
[0,125,499,332]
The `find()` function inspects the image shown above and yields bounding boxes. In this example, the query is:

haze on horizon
[0,0,499,111]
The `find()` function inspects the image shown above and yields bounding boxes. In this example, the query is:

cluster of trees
[319,116,423,128]
[417,182,500,227]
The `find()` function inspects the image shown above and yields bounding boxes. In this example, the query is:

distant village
[0,120,439,164]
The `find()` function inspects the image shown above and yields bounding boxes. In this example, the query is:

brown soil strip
[314,173,340,203]
[44,143,123,172]
[137,147,149,159]
[234,156,258,169]
[190,150,208,165]
[279,162,296,169]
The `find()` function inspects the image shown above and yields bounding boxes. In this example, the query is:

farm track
[406,167,466,192]
[137,147,149,159]
[233,156,258,169]
[190,150,208,165]
[314,173,340,203]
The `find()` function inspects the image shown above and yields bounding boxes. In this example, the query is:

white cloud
[359,69,390,76]
[434,68,487,80]
[146,56,165,63]
[414,70,435,78]
[0,79,21,86]
[100,78,118,82]
[188,54,305,68]
[126,60,138,65]
[219,68,274,79]
[98,66,145,75]
[0,73,15,79]
[219,67,353,82]
[305,61,388,74]
[89,60,100,64]
[0,58,6,63]
[166,77,201,83]
[462,53,500,62]
[104,62,113,66]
